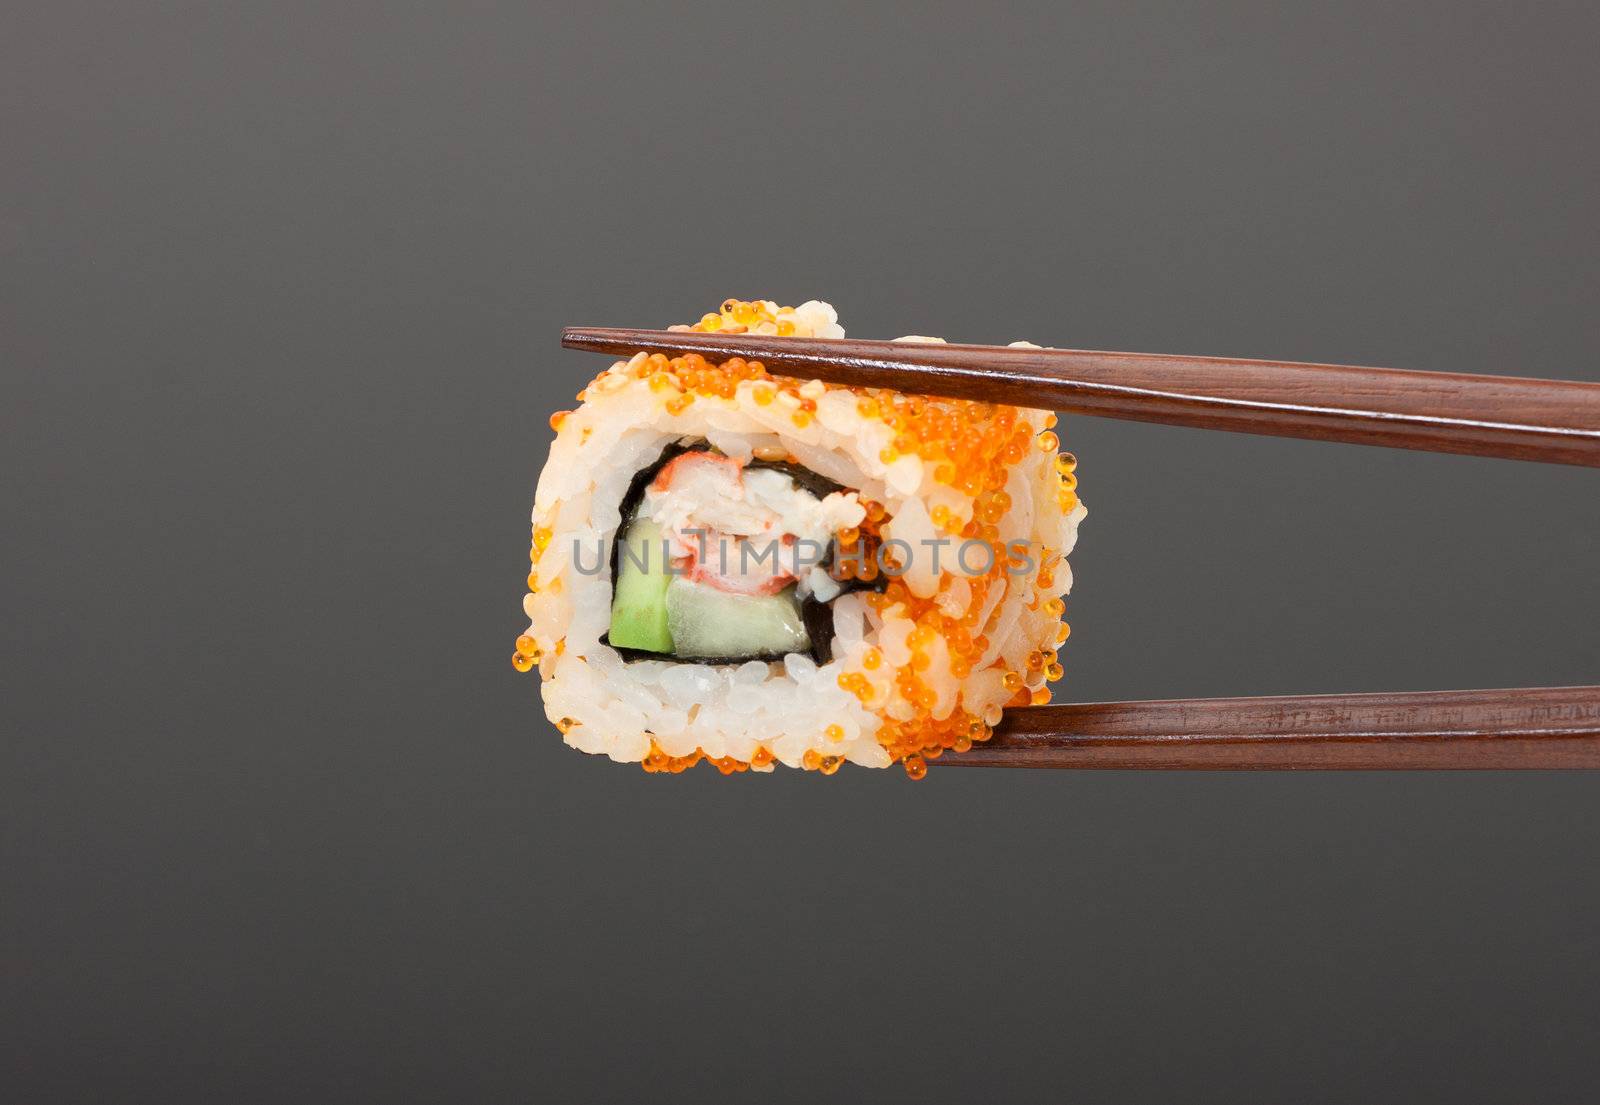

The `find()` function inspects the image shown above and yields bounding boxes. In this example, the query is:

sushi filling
[607,445,865,664]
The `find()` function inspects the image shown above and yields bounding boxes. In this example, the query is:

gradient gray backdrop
[5,3,1599,1102]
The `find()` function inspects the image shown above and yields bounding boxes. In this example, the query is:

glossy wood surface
[563,327,1600,466]
[932,686,1600,770]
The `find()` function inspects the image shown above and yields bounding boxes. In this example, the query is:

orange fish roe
[641,740,710,775]
[599,349,770,406]
[685,298,802,337]
[801,387,1078,775]
[635,738,820,777]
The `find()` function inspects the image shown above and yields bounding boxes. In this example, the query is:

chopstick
[930,686,1600,770]
[560,326,1599,769]
[562,327,1600,467]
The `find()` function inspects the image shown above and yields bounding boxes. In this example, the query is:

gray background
[5,2,1599,1102]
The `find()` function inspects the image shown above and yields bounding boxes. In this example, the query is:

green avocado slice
[608,518,674,653]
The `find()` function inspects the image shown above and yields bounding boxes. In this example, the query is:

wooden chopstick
[562,327,1600,467]
[929,686,1600,770]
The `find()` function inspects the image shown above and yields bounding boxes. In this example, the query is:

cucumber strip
[664,577,810,659]
[607,518,674,653]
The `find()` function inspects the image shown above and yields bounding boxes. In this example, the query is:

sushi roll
[514,300,1086,778]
